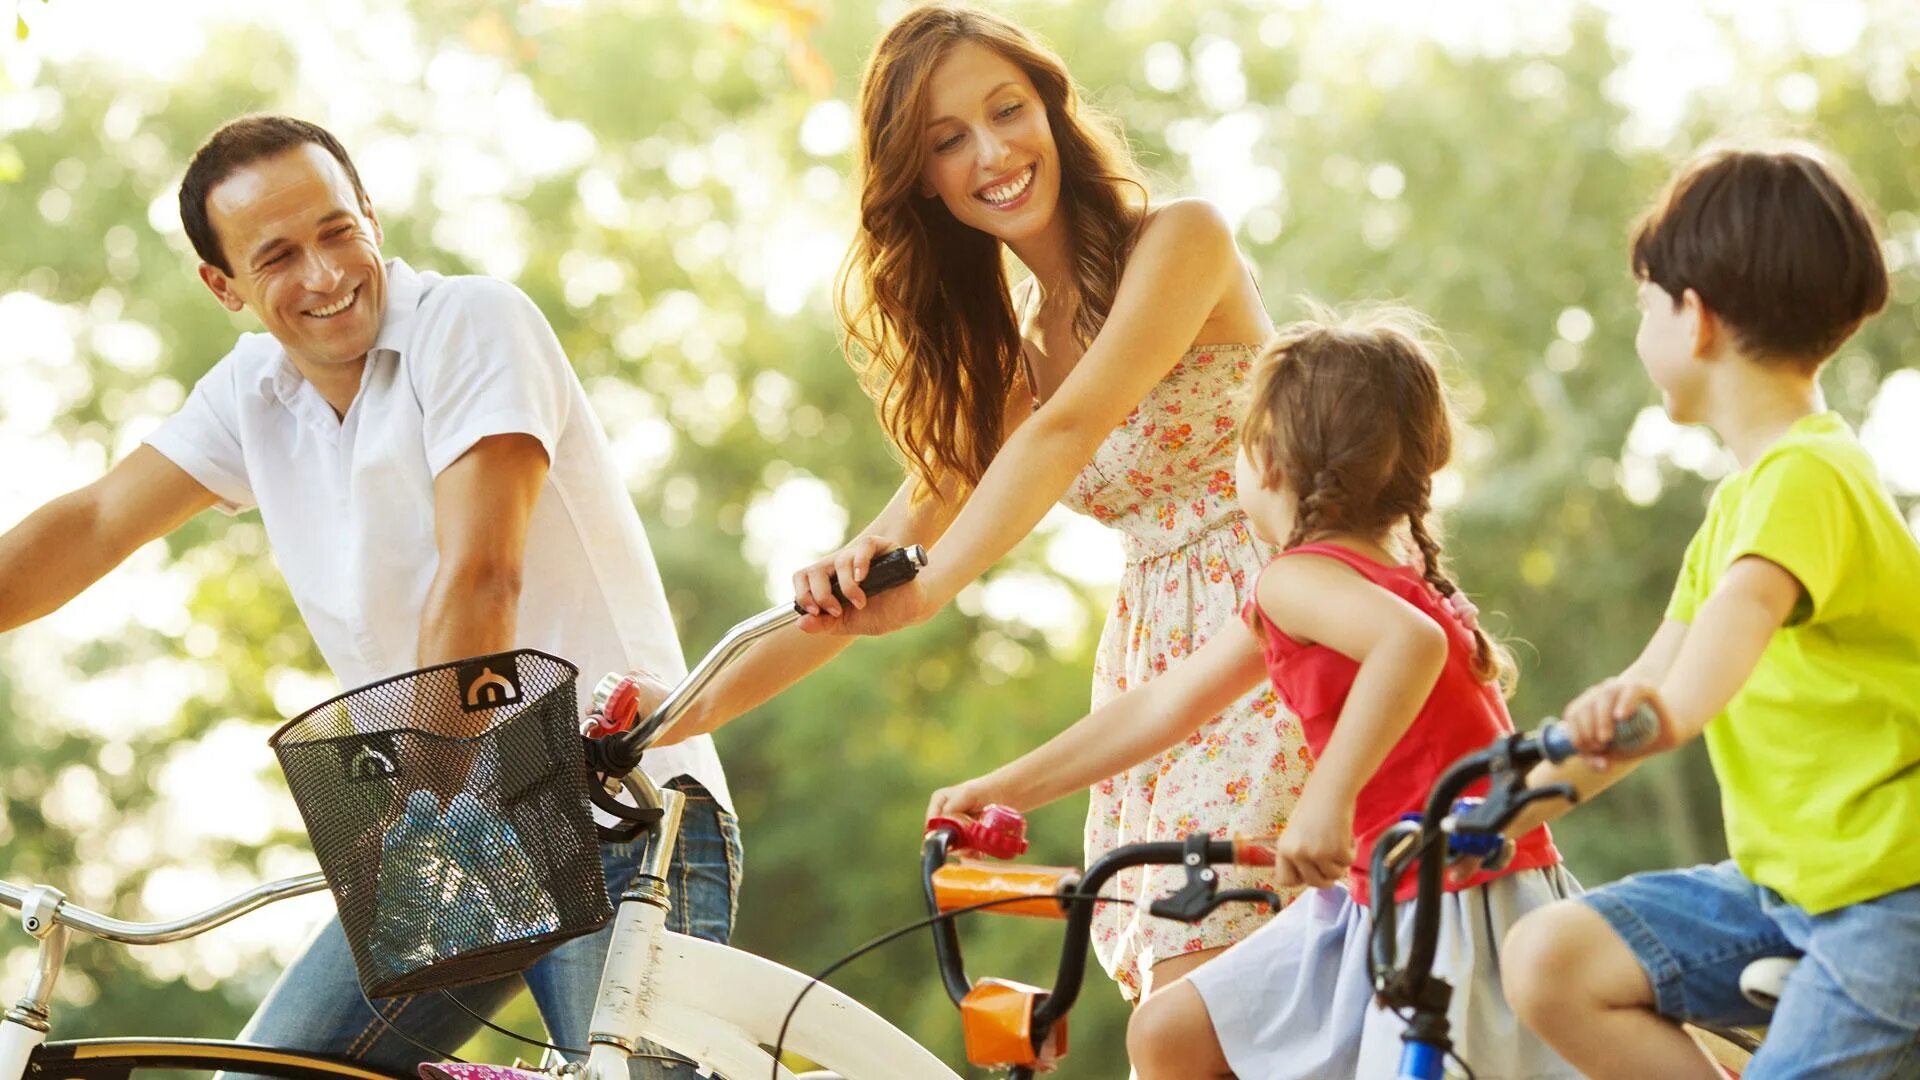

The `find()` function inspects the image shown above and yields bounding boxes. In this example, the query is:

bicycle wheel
[27,1039,413,1080]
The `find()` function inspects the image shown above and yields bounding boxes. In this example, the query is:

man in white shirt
[0,115,733,1076]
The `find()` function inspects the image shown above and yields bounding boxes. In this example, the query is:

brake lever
[1147,833,1283,922]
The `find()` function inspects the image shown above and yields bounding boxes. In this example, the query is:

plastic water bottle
[488,813,560,939]
[443,794,559,949]
[368,789,449,980]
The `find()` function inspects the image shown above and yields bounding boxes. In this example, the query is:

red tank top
[1244,542,1560,905]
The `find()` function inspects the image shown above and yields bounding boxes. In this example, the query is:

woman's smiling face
[918,40,1063,245]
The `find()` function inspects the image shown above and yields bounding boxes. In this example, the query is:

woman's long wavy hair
[837,3,1147,499]
[1239,306,1518,692]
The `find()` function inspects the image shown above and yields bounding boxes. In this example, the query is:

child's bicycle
[1366,717,1779,1079]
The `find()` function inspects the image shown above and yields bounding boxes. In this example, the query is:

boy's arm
[1505,557,1800,837]
[0,447,218,634]
[928,616,1267,817]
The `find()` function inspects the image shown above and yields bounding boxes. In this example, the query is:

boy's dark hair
[1631,145,1888,367]
[179,115,370,275]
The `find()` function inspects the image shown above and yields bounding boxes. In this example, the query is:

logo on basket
[339,732,399,782]
[458,658,521,712]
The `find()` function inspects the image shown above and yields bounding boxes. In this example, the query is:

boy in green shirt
[1501,145,1920,1078]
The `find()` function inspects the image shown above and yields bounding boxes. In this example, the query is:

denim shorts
[233,776,741,1080]
[1584,860,1920,1079]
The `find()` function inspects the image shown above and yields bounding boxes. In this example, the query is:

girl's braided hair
[1240,304,1515,691]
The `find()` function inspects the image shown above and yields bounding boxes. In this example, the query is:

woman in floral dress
[675,3,1308,1001]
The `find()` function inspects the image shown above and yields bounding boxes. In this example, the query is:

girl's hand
[927,777,1009,824]
[1273,796,1356,889]
[1561,677,1672,770]
[793,535,899,617]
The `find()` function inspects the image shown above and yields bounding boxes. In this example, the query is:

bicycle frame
[1,544,966,1079]
[0,873,333,1080]
[573,772,959,1080]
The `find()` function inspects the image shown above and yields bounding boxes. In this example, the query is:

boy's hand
[927,777,1008,824]
[1273,796,1356,889]
[1562,677,1672,769]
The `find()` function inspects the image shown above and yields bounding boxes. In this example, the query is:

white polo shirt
[146,258,730,811]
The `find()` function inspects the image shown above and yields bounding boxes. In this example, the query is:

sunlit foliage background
[2,0,1917,1074]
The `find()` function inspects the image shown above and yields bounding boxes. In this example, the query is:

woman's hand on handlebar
[792,535,935,636]
[1561,677,1673,769]
[793,535,896,617]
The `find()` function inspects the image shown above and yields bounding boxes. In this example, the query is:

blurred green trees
[1,1,1916,1075]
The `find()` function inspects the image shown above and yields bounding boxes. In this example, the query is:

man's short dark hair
[179,115,371,275]
[1630,144,1889,367]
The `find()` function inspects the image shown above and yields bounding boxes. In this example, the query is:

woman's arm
[664,380,1036,741]
[658,472,953,743]
[928,617,1268,817]
[808,200,1251,636]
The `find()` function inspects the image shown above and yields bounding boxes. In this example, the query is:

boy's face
[1634,279,1709,423]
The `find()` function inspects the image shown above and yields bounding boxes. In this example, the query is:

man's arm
[415,434,549,665]
[0,447,218,633]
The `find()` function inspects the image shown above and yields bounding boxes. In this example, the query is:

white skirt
[1185,865,1584,1080]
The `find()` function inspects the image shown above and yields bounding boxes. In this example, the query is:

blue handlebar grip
[1539,702,1661,763]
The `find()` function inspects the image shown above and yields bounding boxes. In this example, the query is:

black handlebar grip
[1539,702,1661,763]
[794,545,928,613]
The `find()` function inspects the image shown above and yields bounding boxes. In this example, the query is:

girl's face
[918,41,1063,247]
[1234,445,1296,546]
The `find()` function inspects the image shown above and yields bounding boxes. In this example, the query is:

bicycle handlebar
[920,812,1259,1053]
[589,545,928,774]
[1369,707,1660,1008]
[0,872,328,945]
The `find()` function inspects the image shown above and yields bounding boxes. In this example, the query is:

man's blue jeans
[236,777,741,1078]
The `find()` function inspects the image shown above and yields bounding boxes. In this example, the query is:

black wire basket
[270,649,613,998]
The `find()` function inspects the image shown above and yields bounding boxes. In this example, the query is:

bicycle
[2,545,1269,1080]
[1,550,946,1080]
[1367,713,1778,1079]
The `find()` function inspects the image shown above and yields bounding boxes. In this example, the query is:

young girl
[928,308,1582,1079]
[675,2,1305,1001]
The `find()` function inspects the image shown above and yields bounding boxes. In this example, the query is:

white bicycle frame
[0,815,958,1080]
[3,548,964,1080]
[577,776,958,1080]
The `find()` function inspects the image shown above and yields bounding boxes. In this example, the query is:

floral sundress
[1059,343,1310,1000]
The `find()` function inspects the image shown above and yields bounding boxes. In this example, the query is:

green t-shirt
[1668,412,1920,913]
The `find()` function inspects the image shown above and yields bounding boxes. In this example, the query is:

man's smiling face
[198,142,386,376]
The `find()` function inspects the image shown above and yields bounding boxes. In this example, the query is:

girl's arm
[928,616,1268,819]
[809,200,1255,636]
[1260,553,1450,886]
